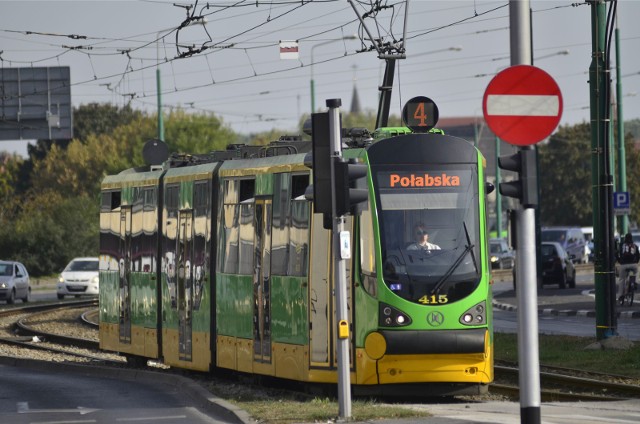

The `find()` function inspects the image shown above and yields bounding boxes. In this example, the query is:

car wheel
[559,271,567,289]
[7,289,15,304]
[57,294,65,300]
[22,288,30,303]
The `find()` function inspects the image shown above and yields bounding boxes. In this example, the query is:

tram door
[119,206,132,344]
[177,210,193,361]
[253,198,272,363]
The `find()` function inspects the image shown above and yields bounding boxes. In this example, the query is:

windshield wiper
[430,222,476,295]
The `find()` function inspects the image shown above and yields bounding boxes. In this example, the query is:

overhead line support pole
[589,0,617,341]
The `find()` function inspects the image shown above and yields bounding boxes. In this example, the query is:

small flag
[279,40,299,60]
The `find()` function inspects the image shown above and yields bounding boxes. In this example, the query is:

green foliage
[0,153,23,210]
[73,103,142,142]
[0,193,99,275]
[538,123,593,226]
[164,109,237,153]
[538,122,640,226]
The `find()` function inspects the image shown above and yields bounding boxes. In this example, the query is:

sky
[1,0,639,156]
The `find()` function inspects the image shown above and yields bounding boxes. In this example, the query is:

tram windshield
[374,165,481,305]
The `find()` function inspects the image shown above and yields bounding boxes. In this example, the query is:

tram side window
[288,174,310,277]
[360,204,377,296]
[102,191,121,211]
[271,173,290,276]
[219,178,255,275]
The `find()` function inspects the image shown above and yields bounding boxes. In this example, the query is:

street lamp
[310,35,357,114]
[156,17,207,142]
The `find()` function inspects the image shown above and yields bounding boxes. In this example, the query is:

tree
[538,121,640,227]
[73,103,142,142]
[538,123,592,226]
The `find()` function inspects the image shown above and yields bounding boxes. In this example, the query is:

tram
[99,100,494,396]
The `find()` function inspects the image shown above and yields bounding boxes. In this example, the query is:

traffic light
[498,148,538,208]
[304,111,332,216]
[334,158,369,216]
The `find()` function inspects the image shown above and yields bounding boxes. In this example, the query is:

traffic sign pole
[326,98,352,420]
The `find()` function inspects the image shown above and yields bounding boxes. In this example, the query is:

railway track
[0,302,639,403]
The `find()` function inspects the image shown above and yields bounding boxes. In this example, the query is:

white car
[0,260,31,304]
[57,257,99,299]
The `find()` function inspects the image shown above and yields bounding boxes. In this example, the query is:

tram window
[272,173,290,276]
[143,188,156,211]
[102,191,121,211]
[194,181,209,217]
[223,179,238,204]
[291,174,309,199]
[288,200,309,277]
[239,179,255,202]
[360,205,376,295]
[221,205,239,274]
[238,203,255,274]
[133,187,144,212]
[166,185,179,218]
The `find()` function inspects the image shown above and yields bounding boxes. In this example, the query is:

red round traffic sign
[482,65,563,146]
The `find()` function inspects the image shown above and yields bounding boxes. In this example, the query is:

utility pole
[589,0,617,340]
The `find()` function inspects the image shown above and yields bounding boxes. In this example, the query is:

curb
[492,300,640,319]
[0,356,252,424]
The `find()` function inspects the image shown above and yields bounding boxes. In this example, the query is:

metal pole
[495,136,502,238]
[156,68,164,142]
[615,18,628,235]
[590,0,617,340]
[509,1,540,423]
[326,98,352,419]
[310,37,356,114]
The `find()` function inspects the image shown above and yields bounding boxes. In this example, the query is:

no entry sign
[482,65,563,146]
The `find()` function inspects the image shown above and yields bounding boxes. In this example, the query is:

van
[541,226,588,264]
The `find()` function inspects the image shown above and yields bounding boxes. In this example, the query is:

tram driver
[407,223,441,251]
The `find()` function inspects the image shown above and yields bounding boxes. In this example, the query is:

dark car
[489,238,515,270]
[540,241,576,289]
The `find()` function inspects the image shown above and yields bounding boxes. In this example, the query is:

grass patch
[495,332,640,378]
[202,379,430,424]
[239,397,428,424]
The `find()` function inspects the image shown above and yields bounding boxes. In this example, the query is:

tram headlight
[379,303,412,327]
[459,301,487,326]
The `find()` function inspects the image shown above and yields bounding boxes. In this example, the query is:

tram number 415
[418,294,448,305]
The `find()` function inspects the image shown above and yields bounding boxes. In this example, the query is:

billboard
[0,66,72,141]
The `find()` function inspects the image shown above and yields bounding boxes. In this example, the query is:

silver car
[0,260,31,304]
[57,257,99,299]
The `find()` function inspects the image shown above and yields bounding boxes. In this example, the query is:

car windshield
[66,260,98,272]
[541,244,557,258]
[490,243,503,254]
[0,264,11,276]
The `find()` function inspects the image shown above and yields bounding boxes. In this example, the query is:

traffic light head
[334,158,369,216]
[498,148,538,208]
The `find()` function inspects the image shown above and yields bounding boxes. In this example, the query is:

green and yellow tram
[99,129,494,395]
